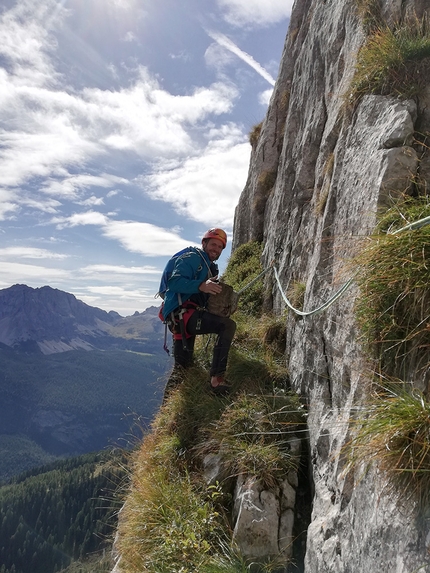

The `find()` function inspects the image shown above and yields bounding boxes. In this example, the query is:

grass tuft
[355,0,383,32]
[348,16,430,102]
[198,392,306,489]
[353,197,430,378]
[347,381,430,509]
[286,281,306,311]
[249,122,263,148]
[117,449,229,573]
[253,170,277,216]
[222,241,265,317]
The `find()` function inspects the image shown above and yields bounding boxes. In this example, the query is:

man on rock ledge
[160,228,236,400]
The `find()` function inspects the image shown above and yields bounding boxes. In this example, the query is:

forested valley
[0,450,128,573]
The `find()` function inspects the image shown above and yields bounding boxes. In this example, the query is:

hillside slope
[0,285,171,480]
[0,284,163,354]
[0,451,127,573]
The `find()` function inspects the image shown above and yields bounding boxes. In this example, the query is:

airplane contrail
[207,30,276,87]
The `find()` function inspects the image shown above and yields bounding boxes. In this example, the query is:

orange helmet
[202,228,227,249]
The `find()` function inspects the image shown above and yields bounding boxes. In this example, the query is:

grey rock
[232,475,292,562]
[202,452,230,486]
[233,0,430,571]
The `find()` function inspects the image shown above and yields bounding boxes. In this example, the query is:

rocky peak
[0,284,162,354]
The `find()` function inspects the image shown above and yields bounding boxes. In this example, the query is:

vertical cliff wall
[234,0,430,571]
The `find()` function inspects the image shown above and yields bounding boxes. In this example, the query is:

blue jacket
[162,248,218,318]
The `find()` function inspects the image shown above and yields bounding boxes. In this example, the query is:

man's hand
[199,278,222,295]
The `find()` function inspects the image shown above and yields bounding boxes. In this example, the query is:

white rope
[234,215,430,317]
[236,265,273,295]
[391,215,430,234]
[235,263,354,317]
[271,215,430,317]
[273,267,355,317]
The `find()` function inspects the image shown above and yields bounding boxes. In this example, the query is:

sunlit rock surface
[234,0,430,571]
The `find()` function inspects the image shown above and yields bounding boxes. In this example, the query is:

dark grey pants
[163,310,236,401]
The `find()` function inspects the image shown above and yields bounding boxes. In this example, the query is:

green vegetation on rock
[349,14,430,101]
[0,450,128,573]
[354,197,430,378]
[222,241,265,317]
[113,242,307,573]
[348,196,430,509]
[347,381,430,510]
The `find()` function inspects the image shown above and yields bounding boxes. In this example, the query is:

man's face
[203,238,224,261]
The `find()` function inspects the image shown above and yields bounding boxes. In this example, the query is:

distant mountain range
[0,283,163,354]
[0,284,172,480]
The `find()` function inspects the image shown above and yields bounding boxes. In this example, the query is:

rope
[235,261,354,317]
[236,265,273,295]
[391,215,430,234]
[273,267,355,317]
[236,215,430,318]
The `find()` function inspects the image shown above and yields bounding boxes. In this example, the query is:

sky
[0,0,292,316]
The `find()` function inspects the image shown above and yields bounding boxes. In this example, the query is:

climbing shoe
[209,376,231,396]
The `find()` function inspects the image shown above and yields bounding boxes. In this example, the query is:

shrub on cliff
[354,197,430,379]
[222,241,265,317]
[347,381,430,509]
[349,15,430,101]
[249,121,263,148]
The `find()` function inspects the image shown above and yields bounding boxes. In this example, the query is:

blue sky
[0,0,292,316]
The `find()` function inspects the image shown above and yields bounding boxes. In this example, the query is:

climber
[160,228,236,400]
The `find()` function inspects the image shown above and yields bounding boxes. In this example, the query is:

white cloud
[145,133,250,228]
[217,0,292,27]
[0,261,70,288]
[52,210,109,229]
[80,264,160,276]
[78,196,105,207]
[20,196,61,213]
[259,88,274,105]
[106,0,144,13]
[76,286,157,316]
[204,43,235,72]
[206,31,276,86]
[42,173,127,200]
[50,210,197,256]
[0,104,103,188]
[123,31,138,42]
[86,285,140,296]
[0,202,18,219]
[0,188,19,220]
[0,247,68,259]
[0,0,66,87]
[0,66,238,193]
[102,221,196,256]
[169,51,190,62]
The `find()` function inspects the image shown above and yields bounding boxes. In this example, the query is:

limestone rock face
[232,470,298,564]
[234,0,430,571]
